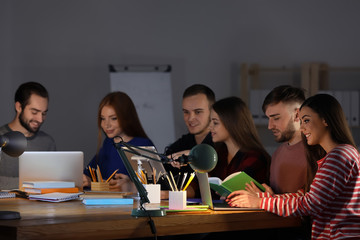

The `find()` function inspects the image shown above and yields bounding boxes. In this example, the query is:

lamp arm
[119,140,171,163]
[113,142,150,206]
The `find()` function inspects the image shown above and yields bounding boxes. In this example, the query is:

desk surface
[0,198,301,240]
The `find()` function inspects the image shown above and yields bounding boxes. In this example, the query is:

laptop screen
[122,146,167,182]
[18,151,84,191]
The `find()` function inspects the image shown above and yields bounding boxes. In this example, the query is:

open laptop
[122,146,167,182]
[197,172,261,211]
[19,151,84,191]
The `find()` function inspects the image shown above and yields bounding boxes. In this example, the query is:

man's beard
[19,111,40,134]
[275,118,296,143]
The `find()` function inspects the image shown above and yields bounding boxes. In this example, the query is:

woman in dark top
[83,92,154,192]
[209,97,270,188]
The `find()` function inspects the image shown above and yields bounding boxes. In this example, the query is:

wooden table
[0,198,301,240]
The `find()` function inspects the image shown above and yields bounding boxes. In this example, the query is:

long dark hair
[300,94,356,191]
[212,97,271,173]
[96,92,148,152]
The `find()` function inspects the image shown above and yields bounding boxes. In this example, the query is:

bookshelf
[240,62,360,127]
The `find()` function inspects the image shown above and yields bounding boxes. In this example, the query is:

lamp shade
[188,144,218,173]
[0,131,27,157]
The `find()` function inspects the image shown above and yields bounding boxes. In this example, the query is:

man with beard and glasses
[162,84,215,198]
[261,85,307,195]
[0,82,56,189]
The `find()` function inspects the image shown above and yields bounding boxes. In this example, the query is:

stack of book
[22,181,79,194]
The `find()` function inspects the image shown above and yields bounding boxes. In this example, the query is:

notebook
[0,191,16,199]
[19,151,84,191]
[28,192,81,202]
[197,172,261,211]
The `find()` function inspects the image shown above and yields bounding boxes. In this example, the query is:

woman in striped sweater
[227,94,360,239]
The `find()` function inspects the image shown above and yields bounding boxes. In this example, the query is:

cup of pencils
[91,181,110,191]
[88,165,118,191]
[166,171,195,210]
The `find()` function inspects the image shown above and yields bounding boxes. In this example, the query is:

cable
[140,205,158,240]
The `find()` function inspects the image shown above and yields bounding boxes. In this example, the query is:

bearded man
[262,85,306,194]
[0,82,55,189]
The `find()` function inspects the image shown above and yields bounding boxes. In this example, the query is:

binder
[250,90,261,125]
[350,91,359,127]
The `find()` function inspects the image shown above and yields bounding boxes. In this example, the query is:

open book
[208,171,265,197]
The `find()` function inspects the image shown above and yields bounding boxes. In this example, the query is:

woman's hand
[83,174,91,187]
[108,173,136,192]
[226,190,261,208]
[245,182,274,195]
[261,183,274,195]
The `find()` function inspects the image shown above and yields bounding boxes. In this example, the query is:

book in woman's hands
[208,171,265,197]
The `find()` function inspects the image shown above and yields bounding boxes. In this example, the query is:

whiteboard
[110,67,175,153]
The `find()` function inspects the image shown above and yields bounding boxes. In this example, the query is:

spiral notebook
[28,192,81,202]
[0,192,16,199]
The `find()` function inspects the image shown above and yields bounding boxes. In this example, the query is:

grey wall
[1,0,360,164]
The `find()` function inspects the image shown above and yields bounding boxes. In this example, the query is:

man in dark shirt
[163,84,215,197]
[0,82,56,189]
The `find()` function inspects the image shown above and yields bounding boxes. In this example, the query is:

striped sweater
[259,144,360,239]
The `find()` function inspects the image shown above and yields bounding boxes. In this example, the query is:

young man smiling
[165,84,215,159]
[0,82,56,189]
[163,84,215,197]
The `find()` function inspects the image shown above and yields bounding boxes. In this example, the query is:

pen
[176,172,181,189]
[182,172,195,191]
[179,172,188,191]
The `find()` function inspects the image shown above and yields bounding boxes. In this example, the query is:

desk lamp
[114,138,217,217]
[0,131,27,220]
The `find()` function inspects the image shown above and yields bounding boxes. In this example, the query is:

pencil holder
[143,184,161,204]
[91,182,110,191]
[169,191,187,210]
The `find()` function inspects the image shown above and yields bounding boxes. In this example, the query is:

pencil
[97,165,103,182]
[105,169,119,182]
[89,167,96,182]
[136,172,146,184]
[182,172,195,191]
[141,170,147,184]
[169,171,178,191]
[165,175,175,191]
[153,167,156,184]
[156,171,162,183]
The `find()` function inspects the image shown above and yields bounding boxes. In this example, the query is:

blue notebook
[82,198,134,205]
